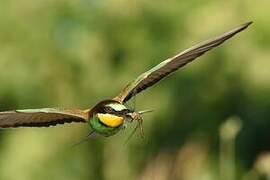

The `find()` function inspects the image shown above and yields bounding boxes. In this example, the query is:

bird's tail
[71,130,96,147]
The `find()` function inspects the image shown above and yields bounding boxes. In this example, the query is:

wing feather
[0,108,90,128]
[115,22,252,103]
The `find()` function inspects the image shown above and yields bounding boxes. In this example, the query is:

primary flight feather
[0,108,89,128]
[114,22,252,103]
[0,22,252,137]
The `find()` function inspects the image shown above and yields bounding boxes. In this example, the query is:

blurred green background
[0,0,269,179]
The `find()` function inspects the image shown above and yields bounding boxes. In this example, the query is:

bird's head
[92,100,153,137]
[101,101,152,121]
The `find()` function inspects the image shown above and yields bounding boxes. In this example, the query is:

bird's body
[0,22,252,138]
[88,100,132,136]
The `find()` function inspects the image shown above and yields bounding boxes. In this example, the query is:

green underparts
[89,115,124,137]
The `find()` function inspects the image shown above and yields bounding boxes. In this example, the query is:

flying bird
[0,22,252,138]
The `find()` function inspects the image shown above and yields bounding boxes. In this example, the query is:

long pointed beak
[138,109,154,115]
[127,109,153,121]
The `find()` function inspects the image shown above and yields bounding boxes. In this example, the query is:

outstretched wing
[0,108,90,128]
[114,22,252,103]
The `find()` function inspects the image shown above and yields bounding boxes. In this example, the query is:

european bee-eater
[0,22,252,138]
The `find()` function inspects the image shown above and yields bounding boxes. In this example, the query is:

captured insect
[0,22,252,142]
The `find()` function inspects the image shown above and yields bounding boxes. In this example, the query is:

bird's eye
[105,107,114,113]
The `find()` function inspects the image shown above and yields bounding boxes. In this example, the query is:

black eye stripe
[102,107,132,115]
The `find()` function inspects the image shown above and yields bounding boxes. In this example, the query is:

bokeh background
[0,0,269,180]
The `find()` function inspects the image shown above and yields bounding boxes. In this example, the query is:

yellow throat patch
[97,113,124,127]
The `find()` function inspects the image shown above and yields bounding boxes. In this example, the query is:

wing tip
[236,21,253,32]
[245,21,253,26]
[242,21,253,28]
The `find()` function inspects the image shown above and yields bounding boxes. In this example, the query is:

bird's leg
[138,119,144,139]
[125,111,144,141]
[132,112,144,138]
[124,123,139,145]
